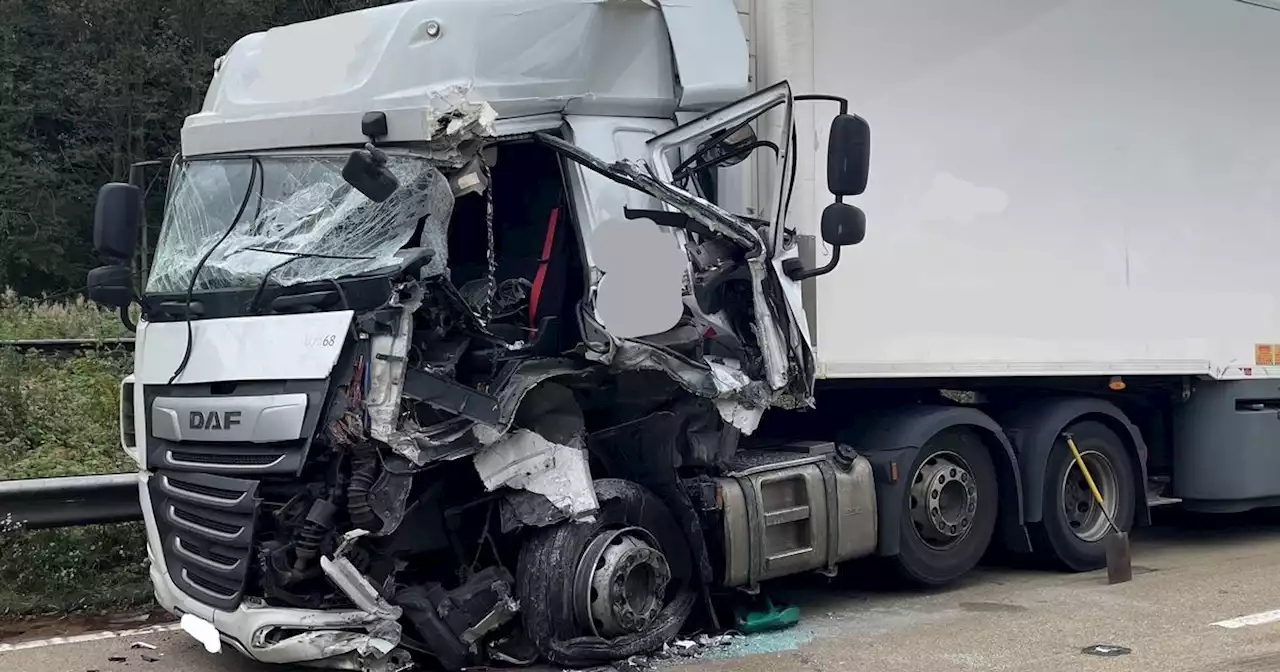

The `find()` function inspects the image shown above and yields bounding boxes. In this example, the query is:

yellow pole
[1065,435,1105,506]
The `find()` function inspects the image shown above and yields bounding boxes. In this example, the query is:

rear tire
[1030,420,1135,571]
[891,428,999,585]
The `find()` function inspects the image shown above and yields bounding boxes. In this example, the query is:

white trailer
[82,1,1280,670]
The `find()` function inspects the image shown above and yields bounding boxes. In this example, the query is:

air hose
[347,439,381,532]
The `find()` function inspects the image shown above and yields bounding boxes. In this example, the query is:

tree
[0,0,392,297]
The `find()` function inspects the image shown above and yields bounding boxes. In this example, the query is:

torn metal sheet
[708,359,752,395]
[714,400,764,435]
[473,430,599,519]
[536,131,813,411]
[500,489,571,531]
[295,633,407,671]
[459,583,519,650]
[320,555,403,622]
[424,86,498,150]
[388,359,590,466]
[387,416,476,466]
[472,358,591,446]
[577,307,773,433]
[366,285,424,445]
[536,133,760,254]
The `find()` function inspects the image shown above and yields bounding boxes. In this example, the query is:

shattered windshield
[145,153,453,294]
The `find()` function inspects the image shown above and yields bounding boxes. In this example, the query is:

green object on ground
[734,596,801,634]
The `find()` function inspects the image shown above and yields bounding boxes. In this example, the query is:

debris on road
[570,632,740,672]
[129,641,157,650]
[1081,644,1132,657]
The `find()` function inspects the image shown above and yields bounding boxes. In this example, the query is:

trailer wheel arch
[996,397,1150,527]
[841,405,1031,557]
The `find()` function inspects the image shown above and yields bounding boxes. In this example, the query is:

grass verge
[0,294,150,619]
[0,290,127,341]
[0,518,150,618]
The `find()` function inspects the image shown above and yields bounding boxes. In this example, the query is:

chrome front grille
[141,380,334,609]
[151,471,259,611]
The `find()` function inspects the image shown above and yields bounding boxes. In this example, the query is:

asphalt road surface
[8,509,1280,672]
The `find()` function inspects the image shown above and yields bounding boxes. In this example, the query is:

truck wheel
[892,428,999,585]
[517,479,694,667]
[1031,420,1135,571]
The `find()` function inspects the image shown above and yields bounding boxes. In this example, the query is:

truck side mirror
[94,183,141,259]
[827,114,870,197]
[821,202,866,247]
[87,264,134,309]
[782,199,867,282]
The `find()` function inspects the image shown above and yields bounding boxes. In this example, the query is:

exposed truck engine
[84,0,1280,670]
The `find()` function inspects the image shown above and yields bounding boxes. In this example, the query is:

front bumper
[138,472,399,665]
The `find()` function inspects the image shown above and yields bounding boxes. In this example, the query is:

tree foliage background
[0,0,392,297]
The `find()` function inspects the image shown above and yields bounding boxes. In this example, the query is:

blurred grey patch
[590,215,688,339]
[1081,645,1131,657]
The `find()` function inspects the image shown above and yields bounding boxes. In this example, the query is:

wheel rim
[1060,449,1119,543]
[909,450,980,550]
[572,526,671,638]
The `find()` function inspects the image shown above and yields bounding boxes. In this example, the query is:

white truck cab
[86,2,871,670]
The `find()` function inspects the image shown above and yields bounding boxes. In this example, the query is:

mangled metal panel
[535,132,813,427]
[473,429,599,520]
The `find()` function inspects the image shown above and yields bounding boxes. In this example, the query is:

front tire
[1030,420,1135,571]
[891,428,999,585]
[517,479,694,667]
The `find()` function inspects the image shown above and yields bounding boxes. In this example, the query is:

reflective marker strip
[1212,609,1280,629]
[0,623,181,652]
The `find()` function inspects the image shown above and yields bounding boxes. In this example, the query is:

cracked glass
[146,153,453,294]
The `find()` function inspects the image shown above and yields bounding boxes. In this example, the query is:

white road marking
[0,623,181,653]
[1212,609,1280,629]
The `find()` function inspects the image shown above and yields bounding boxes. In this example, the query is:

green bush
[0,291,132,479]
[0,349,132,480]
[0,517,150,617]
[0,295,146,617]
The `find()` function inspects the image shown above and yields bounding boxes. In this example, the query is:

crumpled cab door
[534,82,816,423]
[644,82,816,402]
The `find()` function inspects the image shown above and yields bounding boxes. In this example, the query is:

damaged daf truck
[84,0,1280,670]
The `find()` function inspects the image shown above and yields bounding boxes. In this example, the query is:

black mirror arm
[119,305,137,333]
[782,246,841,281]
[794,94,849,115]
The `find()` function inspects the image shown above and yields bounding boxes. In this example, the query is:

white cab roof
[182,0,749,157]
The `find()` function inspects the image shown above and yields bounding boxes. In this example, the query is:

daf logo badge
[189,410,242,431]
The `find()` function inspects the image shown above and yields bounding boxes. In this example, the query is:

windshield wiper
[246,249,378,315]
[167,157,263,384]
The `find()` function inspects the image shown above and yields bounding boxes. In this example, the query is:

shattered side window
[146,154,454,294]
